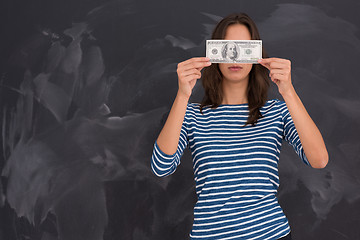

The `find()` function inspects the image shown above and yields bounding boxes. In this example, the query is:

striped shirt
[151,99,310,240]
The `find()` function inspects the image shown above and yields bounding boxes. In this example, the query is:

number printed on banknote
[206,40,262,64]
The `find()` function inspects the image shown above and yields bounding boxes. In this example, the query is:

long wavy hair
[200,13,270,126]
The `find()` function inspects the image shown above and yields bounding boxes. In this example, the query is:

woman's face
[219,24,253,83]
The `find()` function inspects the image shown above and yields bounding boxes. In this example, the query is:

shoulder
[187,102,200,109]
[186,102,221,114]
[184,102,201,118]
[186,102,201,113]
[261,99,288,115]
[261,98,281,110]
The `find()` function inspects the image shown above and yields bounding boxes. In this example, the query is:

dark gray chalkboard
[1,0,359,239]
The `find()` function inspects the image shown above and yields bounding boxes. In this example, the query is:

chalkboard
[1,0,359,239]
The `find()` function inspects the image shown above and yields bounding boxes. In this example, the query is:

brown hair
[200,13,270,126]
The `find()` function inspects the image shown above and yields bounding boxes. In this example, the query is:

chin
[223,75,249,82]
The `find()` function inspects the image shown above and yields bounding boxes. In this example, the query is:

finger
[260,63,270,70]
[269,62,288,69]
[259,58,291,69]
[262,62,288,71]
[258,59,272,70]
[270,73,286,81]
[179,69,201,78]
[259,57,289,64]
[179,57,210,67]
[197,64,211,71]
[258,58,272,66]
[260,61,287,70]
[183,58,211,67]
[269,73,284,79]
[269,69,286,75]
[181,61,211,71]
[182,74,202,82]
[180,73,202,82]
[259,61,271,70]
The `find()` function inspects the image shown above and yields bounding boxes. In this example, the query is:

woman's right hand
[176,57,211,99]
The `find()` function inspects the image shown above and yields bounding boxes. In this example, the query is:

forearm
[282,86,328,168]
[156,92,189,155]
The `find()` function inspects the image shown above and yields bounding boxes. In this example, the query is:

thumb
[258,59,270,70]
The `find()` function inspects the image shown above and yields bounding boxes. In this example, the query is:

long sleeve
[279,101,310,166]
[151,105,190,177]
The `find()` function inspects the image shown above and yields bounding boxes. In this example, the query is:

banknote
[206,40,262,64]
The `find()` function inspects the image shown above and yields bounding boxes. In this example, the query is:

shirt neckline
[193,99,276,109]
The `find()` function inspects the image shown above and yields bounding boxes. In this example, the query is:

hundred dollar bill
[206,40,262,64]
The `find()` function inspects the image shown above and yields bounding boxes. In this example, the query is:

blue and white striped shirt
[151,99,310,240]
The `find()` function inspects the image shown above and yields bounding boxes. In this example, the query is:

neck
[221,77,249,105]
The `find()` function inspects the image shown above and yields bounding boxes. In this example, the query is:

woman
[151,13,328,240]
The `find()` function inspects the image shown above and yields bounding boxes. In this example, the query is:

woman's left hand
[258,58,294,96]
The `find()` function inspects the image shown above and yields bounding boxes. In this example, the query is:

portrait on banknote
[221,42,239,61]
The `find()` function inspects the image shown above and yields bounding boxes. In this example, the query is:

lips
[228,65,243,71]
